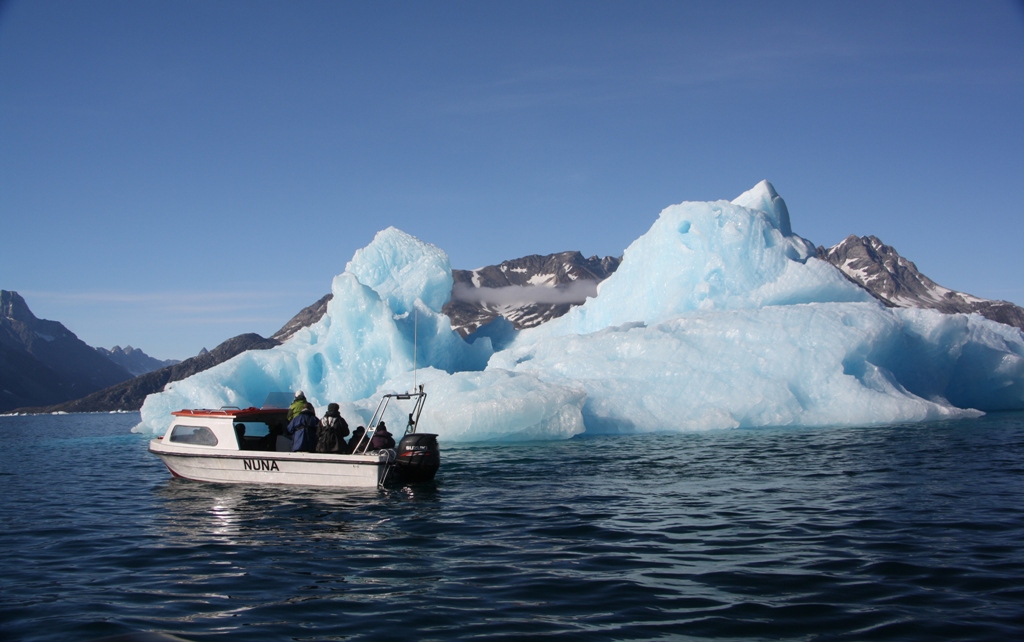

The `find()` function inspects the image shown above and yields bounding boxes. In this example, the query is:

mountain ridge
[443,251,622,336]
[1,290,134,412]
[95,345,179,377]
[817,235,1024,332]
[11,236,1024,414]
[17,333,280,414]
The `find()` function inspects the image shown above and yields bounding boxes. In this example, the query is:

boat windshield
[261,392,294,409]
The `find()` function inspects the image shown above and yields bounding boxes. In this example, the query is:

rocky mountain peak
[95,344,179,378]
[1,290,36,322]
[1,291,134,412]
[272,293,333,343]
[818,235,937,306]
[818,235,1024,331]
[443,251,622,336]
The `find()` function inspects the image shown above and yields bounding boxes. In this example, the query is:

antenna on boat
[413,307,418,392]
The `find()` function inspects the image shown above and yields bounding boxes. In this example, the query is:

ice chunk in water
[137,183,1024,441]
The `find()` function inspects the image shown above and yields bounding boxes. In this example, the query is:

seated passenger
[286,403,319,452]
[369,421,396,450]
[347,426,367,454]
[317,402,350,453]
[264,421,283,451]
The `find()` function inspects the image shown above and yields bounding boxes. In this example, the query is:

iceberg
[137,182,1024,441]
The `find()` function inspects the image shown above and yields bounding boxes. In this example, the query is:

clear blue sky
[2,0,1022,361]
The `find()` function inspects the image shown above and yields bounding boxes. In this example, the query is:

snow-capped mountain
[818,235,1024,331]
[270,251,623,342]
[442,251,621,336]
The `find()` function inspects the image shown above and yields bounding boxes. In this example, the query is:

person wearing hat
[317,402,350,453]
[286,402,319,452]
[287,390,307,422]
[369,420,396,450]
[346,426,367,454]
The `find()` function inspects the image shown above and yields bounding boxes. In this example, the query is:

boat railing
[353,387,426,455]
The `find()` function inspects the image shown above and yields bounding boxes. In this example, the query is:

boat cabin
[167,407,290,452]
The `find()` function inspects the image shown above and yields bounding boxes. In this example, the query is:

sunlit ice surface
[137,182,1024,441]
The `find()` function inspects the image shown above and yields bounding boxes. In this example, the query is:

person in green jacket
[287,390,307,422]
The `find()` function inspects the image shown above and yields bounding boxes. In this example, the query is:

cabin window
[235,421,271,439]
[234,421,273,450]
[168,424,219,446]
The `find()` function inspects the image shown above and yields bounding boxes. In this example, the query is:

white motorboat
[148,389,439,488]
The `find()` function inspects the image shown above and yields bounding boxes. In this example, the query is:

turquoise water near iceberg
[1,413,1023,640]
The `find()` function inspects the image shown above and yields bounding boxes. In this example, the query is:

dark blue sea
[1,413,1023,641]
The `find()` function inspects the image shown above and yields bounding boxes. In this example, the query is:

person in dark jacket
[317,403,349,453]
[287,390,307,422]
[347,426,367,454]
[286,403,319,452]
[369,421,396,450]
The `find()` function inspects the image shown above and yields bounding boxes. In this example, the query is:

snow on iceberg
[137,183,1024,441]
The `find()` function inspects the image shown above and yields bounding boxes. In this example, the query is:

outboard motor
[393,433,440,483]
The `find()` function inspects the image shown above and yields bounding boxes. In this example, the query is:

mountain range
[32,333,280,414]
[1,290,135,412]
[6,235,1024,414]
[95,345,179,377]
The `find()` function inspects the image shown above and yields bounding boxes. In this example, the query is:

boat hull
[150,440,391,487]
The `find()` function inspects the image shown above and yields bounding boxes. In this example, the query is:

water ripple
[1,413,1024,640]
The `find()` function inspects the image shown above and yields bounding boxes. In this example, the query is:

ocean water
[1,413,1023,641]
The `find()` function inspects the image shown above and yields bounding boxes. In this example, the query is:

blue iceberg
[137,182,1024,440]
